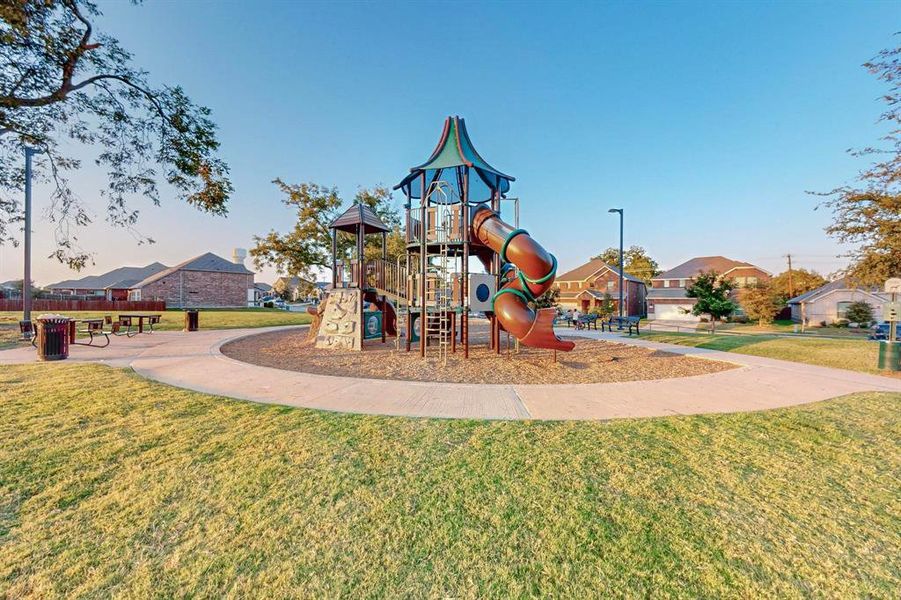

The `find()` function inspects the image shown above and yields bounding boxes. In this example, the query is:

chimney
[232,247,247,265]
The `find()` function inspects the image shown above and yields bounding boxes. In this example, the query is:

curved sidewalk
[2,326,899,420]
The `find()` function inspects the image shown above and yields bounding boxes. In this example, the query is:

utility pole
[785,253,794,297]
[608,208,624,323]
[23,147,41,330]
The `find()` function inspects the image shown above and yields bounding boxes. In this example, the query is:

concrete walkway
[2,326,899,421]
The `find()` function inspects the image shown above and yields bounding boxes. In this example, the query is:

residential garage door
[652,303,696,321]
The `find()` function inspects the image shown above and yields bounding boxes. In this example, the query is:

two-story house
[555,259,647,316]
[647,256,771,321]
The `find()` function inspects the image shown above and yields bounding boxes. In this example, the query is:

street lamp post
[608,208,624,323]
[23,147,41,330]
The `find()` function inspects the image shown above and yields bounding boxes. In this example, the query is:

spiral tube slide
[471,207,575,352]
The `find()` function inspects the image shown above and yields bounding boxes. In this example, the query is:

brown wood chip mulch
[221,325,736,385]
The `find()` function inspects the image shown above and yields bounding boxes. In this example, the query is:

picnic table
[118,313,161,335]
[70,318,111,347]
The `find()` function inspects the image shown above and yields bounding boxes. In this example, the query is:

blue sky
[3,0,899,286]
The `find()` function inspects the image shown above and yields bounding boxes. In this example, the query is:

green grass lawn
[1,364,899,597]
[0,309,310,349]
[639,331,893,376]
[706,319,870,338]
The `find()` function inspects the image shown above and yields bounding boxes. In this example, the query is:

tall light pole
[608,208,624,321]
[23,147,41,329]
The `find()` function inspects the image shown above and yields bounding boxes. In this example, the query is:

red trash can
[35,315,72,361]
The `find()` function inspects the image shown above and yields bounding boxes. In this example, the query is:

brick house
[555,259,647,316]
[129,252,254,308]
[647,256,771,321]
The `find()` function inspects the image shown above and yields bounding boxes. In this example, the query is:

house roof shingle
[131,253,253,289]
[787,277,884,305]
[653,256,767,280]
[47,262,168,291]
[556,259,644,285]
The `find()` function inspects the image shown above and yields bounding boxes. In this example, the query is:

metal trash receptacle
[878,341,901,371]
[184,309,199,332]
[35,315,71,361]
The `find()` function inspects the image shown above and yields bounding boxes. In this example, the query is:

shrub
[263,301,274,308]
[845,301,874,325]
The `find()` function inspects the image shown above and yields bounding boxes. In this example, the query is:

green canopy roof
[394,116,514,201]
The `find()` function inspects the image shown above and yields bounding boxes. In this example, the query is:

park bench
[577,314,598,330]
[554,314,572,327]
[19,320,36,346]
[603,316,642,335]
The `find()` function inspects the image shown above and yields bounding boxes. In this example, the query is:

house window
[607,280,615,291]
[836,301,852,319]
[747,276,758,286]
[663,280,670,288]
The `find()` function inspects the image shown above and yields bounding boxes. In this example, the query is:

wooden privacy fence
[0,299,166,312]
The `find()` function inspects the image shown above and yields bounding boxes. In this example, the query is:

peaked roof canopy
[394,116,515,201]
[330,204,390,234]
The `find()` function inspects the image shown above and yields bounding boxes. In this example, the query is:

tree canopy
[769,268,827,303]
[1,0,232,269]
[250,181,402,281]
[738,281,781,326]
[685,271,737,332]
[591,245,660,284]
[818,40,901,285]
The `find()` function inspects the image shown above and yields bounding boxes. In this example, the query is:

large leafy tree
[0,0,232,269]
[685,271,737,332]
[769,268,827,303]
[250,181,402,281]
[531,286,560,310]
[738,281,781,326]
[591,245,661,285]
[818,41,901,285]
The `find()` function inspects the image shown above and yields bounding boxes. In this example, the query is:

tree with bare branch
[817,39,901,285]
[0,0,232,269]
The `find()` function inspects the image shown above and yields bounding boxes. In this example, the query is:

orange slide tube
[471,207,575,352]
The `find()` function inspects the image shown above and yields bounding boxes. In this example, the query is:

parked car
[868,323,890,340]
[260,296,287,309]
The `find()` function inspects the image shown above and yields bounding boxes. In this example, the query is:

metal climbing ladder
[423,189,455,365]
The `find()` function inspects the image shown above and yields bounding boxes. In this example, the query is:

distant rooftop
[556,258,644,284]
[131,253,253,289]
[47,262,168,290]
[654,256,767,280]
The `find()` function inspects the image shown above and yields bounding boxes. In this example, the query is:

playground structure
[312,116,574,359]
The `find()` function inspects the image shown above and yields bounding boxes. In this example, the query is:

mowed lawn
[0,309,310,349]
[1,365,899,597]
[640,332,892,376]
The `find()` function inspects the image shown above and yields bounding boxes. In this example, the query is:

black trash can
[184,309,199,332]
[35,315,72,361]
